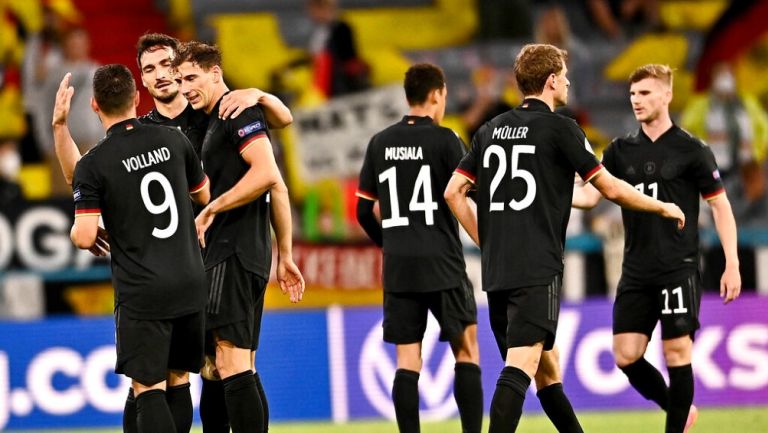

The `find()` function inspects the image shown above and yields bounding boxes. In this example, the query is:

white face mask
[0,151,21,180]
[713,70,736,95]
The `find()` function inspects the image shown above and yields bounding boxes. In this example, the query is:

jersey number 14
[378,165,438,228]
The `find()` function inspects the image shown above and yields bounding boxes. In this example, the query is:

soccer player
[52,32,295,433]
[172,41,304,433]
[355,63,483,433]
[69,64,210,433]
[444,44,685,433]
[572,64,741,433]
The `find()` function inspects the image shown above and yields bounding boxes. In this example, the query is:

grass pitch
[14,406,767,433]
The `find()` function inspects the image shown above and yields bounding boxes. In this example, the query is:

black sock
[619,358,669,410]
[223,370,264,433]
[392,369,420,433]
[537,383,584,433]
[166,383,192,433]
[488,366,530,433]
[201,378,229,433]
[124,387,137,433]
[454,363,483,433]
[136,389,176,433]
[666,364,694,433]
[254,371,269,433]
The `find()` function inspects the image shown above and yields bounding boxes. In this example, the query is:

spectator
[681,62,768,226]
[461,64,519,140]
[585,0,660,39]
[307,0,370,97]
[0,137,22,206]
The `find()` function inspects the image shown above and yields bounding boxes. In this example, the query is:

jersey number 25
[484,144,536,211]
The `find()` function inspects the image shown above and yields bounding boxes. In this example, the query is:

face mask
[713,70,736,95]
[0,151,21,180]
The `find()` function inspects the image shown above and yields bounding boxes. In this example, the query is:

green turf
[13,406,768,433]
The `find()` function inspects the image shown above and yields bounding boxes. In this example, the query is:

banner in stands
[0,296,765,429]
[291,85,409,182]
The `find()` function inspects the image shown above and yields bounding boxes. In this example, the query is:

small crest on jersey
[644,161,656,175]
[73,188,81,201]
[713,169,721,180]
[584,137,595,155]
[626,166,636,176]
[237,121,263,137]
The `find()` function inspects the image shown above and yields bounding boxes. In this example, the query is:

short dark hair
[403,63,445,105]
[136,33,180,68]
[92,64,136,115]
[514,44,568,96]
[171,41,222,70]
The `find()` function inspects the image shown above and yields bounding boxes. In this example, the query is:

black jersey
[72,119,208,319]
[138,103,209,156]
[201,95,272,279]
[357,116,468,293]
[603,125,724,284]
[456,99,602,292]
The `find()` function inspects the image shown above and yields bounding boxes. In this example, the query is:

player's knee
[662,337,692,366]
[613,346,643,367]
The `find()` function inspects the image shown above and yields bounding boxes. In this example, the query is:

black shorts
[383,277,477,345]
[205,255,267,355]
[487,274,561,358]
[613,272,701,340]
[115,309,205,386]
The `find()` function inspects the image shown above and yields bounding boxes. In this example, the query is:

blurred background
[0,0,766,430]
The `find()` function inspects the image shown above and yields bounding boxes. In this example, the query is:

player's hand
[219,88,265,120]
[195,206,216,248]
[88,226,110,257]
[660,202,685,230]
[277,256,305,303]
[52,73,74,127]
[720,264,741,304]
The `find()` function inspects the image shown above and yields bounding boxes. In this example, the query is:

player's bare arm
[54,73,110,257]
[219,88,294,128]
[195,136,281,247]
[571,178,603,209]
[444,173,480,247]
[52,73,82,186]
[269,179,305,303]
[70,214,100,250]
[589,169,686,229]
[708,193,741,303]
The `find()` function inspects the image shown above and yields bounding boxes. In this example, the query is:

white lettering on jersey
[384,146,423,161]
[122,147,172,173]
[492,126,528,140]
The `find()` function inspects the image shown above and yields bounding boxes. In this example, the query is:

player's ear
[212,65,222,83]
[90,97,99,114]
[133,90,140,108]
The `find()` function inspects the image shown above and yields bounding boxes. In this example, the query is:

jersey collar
[106,118,141,136]
[638,123,679,144]
[402,115,434,125]
[518,98,552,113]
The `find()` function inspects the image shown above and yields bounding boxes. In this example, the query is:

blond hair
[629,64,673,88]
[514,44,568,96]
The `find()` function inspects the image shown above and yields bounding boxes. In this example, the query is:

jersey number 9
[140,171,179,239]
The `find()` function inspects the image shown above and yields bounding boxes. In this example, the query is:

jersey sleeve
[177,129,208,193]
[72,155,101,217]
[693,143,726,200]
[558,119,603,181]
[444,129,466,170]
[356,136,378,201]
[601,139,618,174]
[227,105,270,157]
[455,125,483,184]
